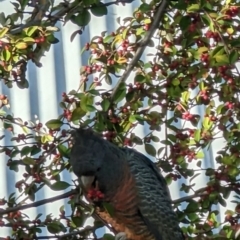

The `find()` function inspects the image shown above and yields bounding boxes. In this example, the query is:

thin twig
[172,187,208,204]
[110,0,169,101]
[172,192,208,205]
[35,227,95,239]
[0,142,39,148]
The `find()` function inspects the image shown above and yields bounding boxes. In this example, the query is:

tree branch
[172,187,208,204]
[0,189,77,216]
[172,192,208,205]
[9,1,76,35]
[35,227,95,239]
[0,187,116,234]
[0,185,207,218]
[9,0,135,35]
[110,0,169,101]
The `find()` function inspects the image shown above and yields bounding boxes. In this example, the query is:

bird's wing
[123,148,184,240]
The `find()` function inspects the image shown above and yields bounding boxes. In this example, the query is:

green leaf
[186,201,199,212]
[0,27,8,37]
[41,134,54,143]
[9,162,19,172]
[144,62,152,69]
[71,10,91,27]
[2,49,11,61]
[102,202,115,217]
[18,0,29,10]
[47,221,66,234]
[151,135,159,142]
[103,35,114,44]
[198,46,209,54]
[187,212,199,222]
[179,16,191,31]
[220,187,231,199]
[80,94,94,112]
[25,26,38,36]
[46,119,63,130]
[144,144,156,156]
[172,79,180,86]
[86,105,96,112]
[87,89,100,96]
[202,1,213,10]
[113,83,126,103]
[214,54,229,64]
[31,146,41,156]
[174,0,187,10]
[58,144,70,158]
[211,46,225,56]
[23,37,35,43]
[47,35,59,44]
[15,42,28,49]
[181,91,190,103]
[229,51,239,64]
[126,91,135,102]
[26,184,36,201]
[105,74,112,85]
[129,115,136,123]
[102,233,115,240]
[46,26,59,32]
[136,27,145,36]
[35,228,42,233]
[139,3,151,12]
[91,4,108,17]
[167,134,176,142]
[122,28,129,40]
[196,151,204,159]
[71,216,84,227]
[201,15,211,26]
[22,157,35,165]
[194,129,201,142]
[71,107,86,121]
[218,196,227,207]
[134,74,146,83]
[202,117,212,130]
[230,39,240,47]
[50,181,70,191]
[101,98,110,111]
[0,13,6,26]
[131,133,143,145]
[187,4,200,12]
[16,79,29,89]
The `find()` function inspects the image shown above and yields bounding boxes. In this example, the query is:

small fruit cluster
[86,188,104,202]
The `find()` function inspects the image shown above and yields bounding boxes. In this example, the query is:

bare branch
[0,187,116,234]
[172,187,208,204]
[35,227,95,239]
[172,192,208,205]
[0,189,77,216]
[110,0,169,101]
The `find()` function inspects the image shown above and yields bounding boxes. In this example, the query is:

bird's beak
[80,176,95,191]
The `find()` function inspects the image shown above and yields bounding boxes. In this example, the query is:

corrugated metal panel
[0,0,235,238]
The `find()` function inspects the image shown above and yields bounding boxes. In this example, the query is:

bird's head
[69,128,105,191]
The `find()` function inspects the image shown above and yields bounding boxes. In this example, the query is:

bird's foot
[115,232,128,240]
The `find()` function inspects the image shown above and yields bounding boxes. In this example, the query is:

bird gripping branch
[69,128,184,240]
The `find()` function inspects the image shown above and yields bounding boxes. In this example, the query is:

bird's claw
[115,232,128,240]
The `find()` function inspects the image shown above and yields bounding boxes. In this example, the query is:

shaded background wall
[0,0,233,238]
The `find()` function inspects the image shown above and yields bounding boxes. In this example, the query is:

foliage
[0,0,240,239]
